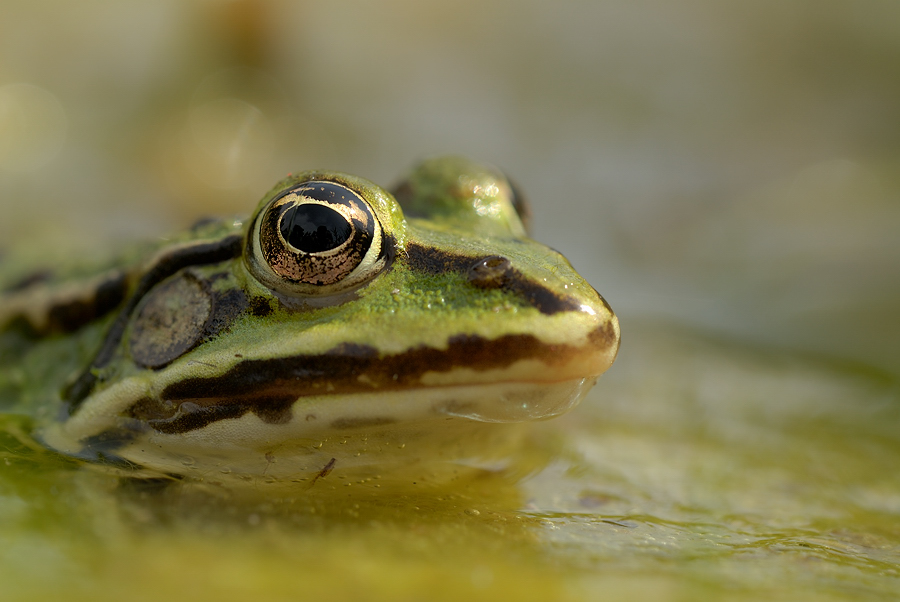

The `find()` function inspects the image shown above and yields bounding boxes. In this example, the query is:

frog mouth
[121,321,619,435]
[45,377,599,481]
[125,377,598,439]
[42,324,617,465]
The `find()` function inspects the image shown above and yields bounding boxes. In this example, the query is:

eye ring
[246,180,387,297]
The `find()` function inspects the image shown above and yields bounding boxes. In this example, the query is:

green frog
[0,156,619,485]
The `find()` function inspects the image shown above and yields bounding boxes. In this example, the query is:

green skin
[0,156,619,482]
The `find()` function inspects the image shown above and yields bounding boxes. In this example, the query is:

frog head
[39,156,619,480]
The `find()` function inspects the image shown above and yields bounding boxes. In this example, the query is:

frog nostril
[467,255,512,289]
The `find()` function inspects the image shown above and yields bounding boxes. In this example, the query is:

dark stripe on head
[405,243,581,315]
[488,267,581,315]
[65,235,244,410]
[405,242,476,273]
[47,271,129,334]
[1,270,128,336]
[126,326,615,434]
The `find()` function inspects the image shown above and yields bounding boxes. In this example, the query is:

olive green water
[2,322,898,601]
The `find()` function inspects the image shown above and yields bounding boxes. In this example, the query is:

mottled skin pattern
[0,156,619,479]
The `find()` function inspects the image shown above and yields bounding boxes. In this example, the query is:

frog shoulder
[0,218,243,336]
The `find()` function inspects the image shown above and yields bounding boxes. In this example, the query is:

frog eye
[247,180,387,296]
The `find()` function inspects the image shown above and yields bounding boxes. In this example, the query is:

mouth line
[128,373,594,432]
[43,376,596,474]
[128,376,598,436]
[118,324,618,436]
[158,324,618,402]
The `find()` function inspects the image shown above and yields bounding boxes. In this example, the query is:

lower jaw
[89,377,598,481]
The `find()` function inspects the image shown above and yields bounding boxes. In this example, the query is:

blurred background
[1,0,899,373]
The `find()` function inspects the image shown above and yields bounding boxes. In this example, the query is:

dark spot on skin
[202,286,249,341]
[589,320,619,351]
[249,296,273,317]
[78,423,149,467]
[80,426,141,454]
[65,235,243,410]
[128,272,247,370]
[251,397,294,425]
[305,414,317,421]
[129,399,250,435]
[129,272,213,370]
[330,416,396,429]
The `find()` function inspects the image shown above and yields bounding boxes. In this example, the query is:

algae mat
[1,321,898,601]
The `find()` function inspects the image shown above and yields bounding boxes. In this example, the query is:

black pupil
[280,204,352,253]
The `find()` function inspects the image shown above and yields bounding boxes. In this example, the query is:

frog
[0,156,619,485]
